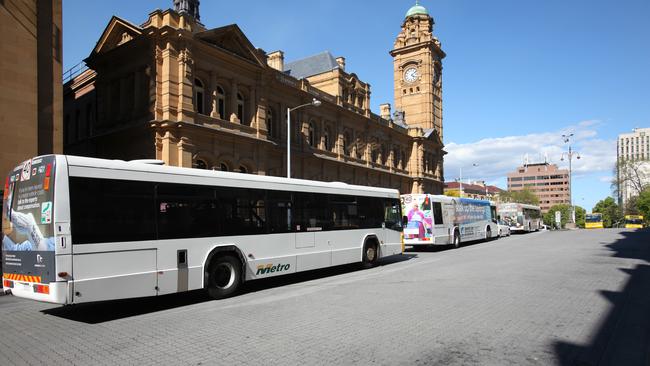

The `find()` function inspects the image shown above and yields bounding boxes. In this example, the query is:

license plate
[404,229,419,235]
[17,282,31,291]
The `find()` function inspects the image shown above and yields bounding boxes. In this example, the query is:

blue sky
[62,0,650,212]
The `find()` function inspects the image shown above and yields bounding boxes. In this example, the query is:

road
[1,229,649,365]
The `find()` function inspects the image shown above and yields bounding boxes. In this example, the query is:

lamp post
[287,98,321,178]
[459,163,478,198]
[561,133,581,223]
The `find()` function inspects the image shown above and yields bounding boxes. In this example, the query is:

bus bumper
[3,280,68,304]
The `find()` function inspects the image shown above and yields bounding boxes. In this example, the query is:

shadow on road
[42,253,416,324]
[553,229,650,365]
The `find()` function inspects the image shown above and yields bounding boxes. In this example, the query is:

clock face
[404,67,418,83]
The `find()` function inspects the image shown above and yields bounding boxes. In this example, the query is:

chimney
[380,103,391,120]
[267,50,284,72]
[336,57,346,71]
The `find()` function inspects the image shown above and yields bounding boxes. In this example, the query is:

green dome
[405,3,428,18]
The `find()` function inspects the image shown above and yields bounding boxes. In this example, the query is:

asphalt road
[0,228,648,365]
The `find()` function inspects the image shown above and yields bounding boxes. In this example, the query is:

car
[497,220,511,237]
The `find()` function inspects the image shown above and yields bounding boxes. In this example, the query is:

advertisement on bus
[2,156,56,284]
[402,194,433,241]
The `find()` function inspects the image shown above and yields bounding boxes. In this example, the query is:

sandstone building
[64,1,446,194]
[617,127,650,206]
[0,0,63,181]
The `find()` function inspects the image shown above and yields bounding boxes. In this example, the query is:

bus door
[431,201,450,244]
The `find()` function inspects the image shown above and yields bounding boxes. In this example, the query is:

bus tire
[206,255,241,300]
[361,239,379,268]
[486,227,492,240]
[452,231,461,249]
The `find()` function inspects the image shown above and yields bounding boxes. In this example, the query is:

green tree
[636,188,650,223]
[543,204,572,229]
[500,188,540,205]
[592,197,623,228]
[444,189,460,197]
[575,206,586,228]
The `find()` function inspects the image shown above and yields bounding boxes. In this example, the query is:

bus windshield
[585,214,603,223]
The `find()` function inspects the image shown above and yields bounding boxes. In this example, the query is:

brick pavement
[0,229,648,365]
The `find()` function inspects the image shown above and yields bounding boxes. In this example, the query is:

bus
[497,203,542,233]
[2,155,404,304]
[585,213,604,229]
[401,194,498,248]
[624,215,645,229]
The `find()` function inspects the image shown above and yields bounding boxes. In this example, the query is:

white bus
[2,155,404,304]
[401,194,498,248]
[497,203,542,233]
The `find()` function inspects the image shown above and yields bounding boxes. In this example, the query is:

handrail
[62,61,89,84]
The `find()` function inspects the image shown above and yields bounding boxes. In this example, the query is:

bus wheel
[206,255,241,299]
[486,227,492,240]
[362,240,379,268]
[453,232,461,249]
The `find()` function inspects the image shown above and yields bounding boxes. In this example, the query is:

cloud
[444,120,617,187]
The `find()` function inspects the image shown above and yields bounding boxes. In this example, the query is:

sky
[62,0,650,212]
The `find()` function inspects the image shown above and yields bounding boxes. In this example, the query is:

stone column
[230,81,239,123]
[210,71,218,118]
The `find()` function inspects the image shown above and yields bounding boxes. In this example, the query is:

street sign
[555,211,561,227]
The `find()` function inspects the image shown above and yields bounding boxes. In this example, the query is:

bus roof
[63,155,399,198]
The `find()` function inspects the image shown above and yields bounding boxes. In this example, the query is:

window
[384,199,403,231]
[324,127,330,151]
[308,122,315,147]
[239,166,248,174]
[69,178,156,244]
[219,163,229,171]
[330,195,358,229]
[194,159,208,170]
[237,92,244,122]
[194,78,205,115]
[267,107,276,137]
[216,85,226,118]
[358,196,384,229]
[432,202,443,225]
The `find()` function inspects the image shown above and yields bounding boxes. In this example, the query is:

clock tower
[390,1,445,136]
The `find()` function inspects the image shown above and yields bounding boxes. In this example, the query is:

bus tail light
[3,279,13,288]
[57,272,68,278]
[33,284,49,294]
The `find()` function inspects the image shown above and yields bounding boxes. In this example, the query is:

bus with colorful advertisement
[2,155,404,304]
[401,194,498,249]
[585,213,604,229]
[624,215,644,229]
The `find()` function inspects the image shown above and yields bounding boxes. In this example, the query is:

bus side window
[432,202,443,225]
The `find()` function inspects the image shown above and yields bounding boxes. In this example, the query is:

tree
[500,188,539,205]
[575,206,586,228]
[444,189,460,197]
[543,204,572,229]
[612,158,650,200]
[592,197,623,228]
[636,187,650,222]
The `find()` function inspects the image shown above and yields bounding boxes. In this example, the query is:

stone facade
[0,0,63,179]
[63,2,446,194]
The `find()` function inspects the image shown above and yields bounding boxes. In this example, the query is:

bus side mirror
[402,216,409,227]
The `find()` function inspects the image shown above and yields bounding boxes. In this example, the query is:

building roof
[444,181,504,194]
[284,51,339,79]
[405,2,429,18]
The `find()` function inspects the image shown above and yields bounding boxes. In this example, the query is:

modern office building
[506,163,570,212]
[63,1,447,194]
[617,127,650,206]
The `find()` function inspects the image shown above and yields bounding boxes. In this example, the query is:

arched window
[237,92,245,122]
[343,132,351,155]
[219,163,229,171]
[239,165,248,174]
[193,159,207,169]
[194,78,205,115]
[308,122,315,147]
[216,85,225,119]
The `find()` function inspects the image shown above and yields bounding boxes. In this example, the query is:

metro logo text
[256,263,291,275]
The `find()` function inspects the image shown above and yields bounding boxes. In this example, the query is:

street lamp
[561,133,581,223]
[459,163,478,198]
[287,98,321,178]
